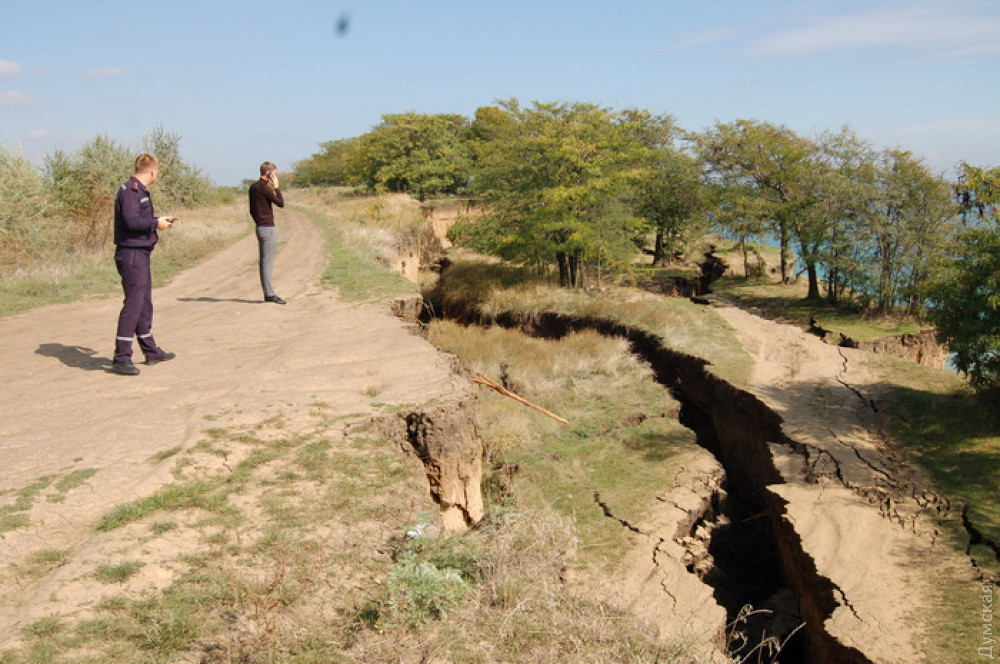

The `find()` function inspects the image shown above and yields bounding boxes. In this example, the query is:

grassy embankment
[430,252,999,663]
[309,192,1000,661]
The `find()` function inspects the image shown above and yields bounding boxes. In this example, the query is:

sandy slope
[0,207,468,644]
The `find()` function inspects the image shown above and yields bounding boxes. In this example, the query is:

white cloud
[745,5,1000,60]
[27,129,51,139]
[661,2,1000,63]
[0,91,30,106]
[86,66,129,78]
[0,59,22,75]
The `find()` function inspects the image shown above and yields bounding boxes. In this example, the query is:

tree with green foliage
[345,112,472,201]
[625,113,708,266]
[695,120,814,289]
[141,125,212,210]
[44,127,211,249]
[45,134,135,247]
[453,99,649,288]
[292,137,356,186]
[928,164,1000,393]
[809,128,879,305]
[955,162,1000,225]
[854,149,955,314]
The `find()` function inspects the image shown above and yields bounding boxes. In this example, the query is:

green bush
[384,553,470,627]
[0,127,216,281]
[0,145,54,266]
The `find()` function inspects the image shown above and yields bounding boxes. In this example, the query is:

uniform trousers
[113,246,162,362]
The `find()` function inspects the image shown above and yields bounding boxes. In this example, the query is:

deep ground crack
[962,503,1000,574]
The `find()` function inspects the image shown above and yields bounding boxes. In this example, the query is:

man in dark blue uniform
[111,153,178,376]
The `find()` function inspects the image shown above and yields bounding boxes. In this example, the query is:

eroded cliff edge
[421,297,978,664]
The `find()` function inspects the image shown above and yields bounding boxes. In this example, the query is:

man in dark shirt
[248,161,286,304]
[111,153,178,376]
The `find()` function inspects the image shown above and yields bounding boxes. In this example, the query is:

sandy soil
[713,304,967,663]
[0,208,468,645]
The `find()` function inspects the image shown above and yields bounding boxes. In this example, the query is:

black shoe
[112,360,140,376]
[265,295,287,305]
[145,351,176,366]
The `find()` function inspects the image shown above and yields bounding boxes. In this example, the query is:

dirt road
[0,208,467,642]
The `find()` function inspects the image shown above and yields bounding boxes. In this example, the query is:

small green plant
[0,475,60,532]
[149,520,178,535]
[384,553,470,628]
[48,468,99,502]
[22,616,62,639]
[95,561,145,584]
[26,549,70,570]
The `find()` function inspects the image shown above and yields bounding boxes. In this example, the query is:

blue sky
[2,0,998,186]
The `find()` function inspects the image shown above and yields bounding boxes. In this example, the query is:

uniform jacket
[114,176,158,248]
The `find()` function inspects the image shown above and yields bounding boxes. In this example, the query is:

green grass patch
[48,468,99,503]
[297,206,417,302]
[149,446,183,463]
[875,354,1000,577]
[321,233,416,301]
[0,514,29,533]
[95,480,222,531]
[428,320,698,573]
[94,561,146,584]
[0,471,98,531]
[0,260,121,318]
[712,276,922,342]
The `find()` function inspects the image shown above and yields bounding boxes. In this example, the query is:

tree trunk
[826,267,840,305]
[569,251,582,289]
[557,252,570,288]
[779,224,791,283]
[653,230,665,266]
[805,261,821,300]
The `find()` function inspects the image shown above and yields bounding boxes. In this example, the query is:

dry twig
[472,373,569,425]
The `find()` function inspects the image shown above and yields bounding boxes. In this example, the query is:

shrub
[0,145,54,267]
[384,553,470,627]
